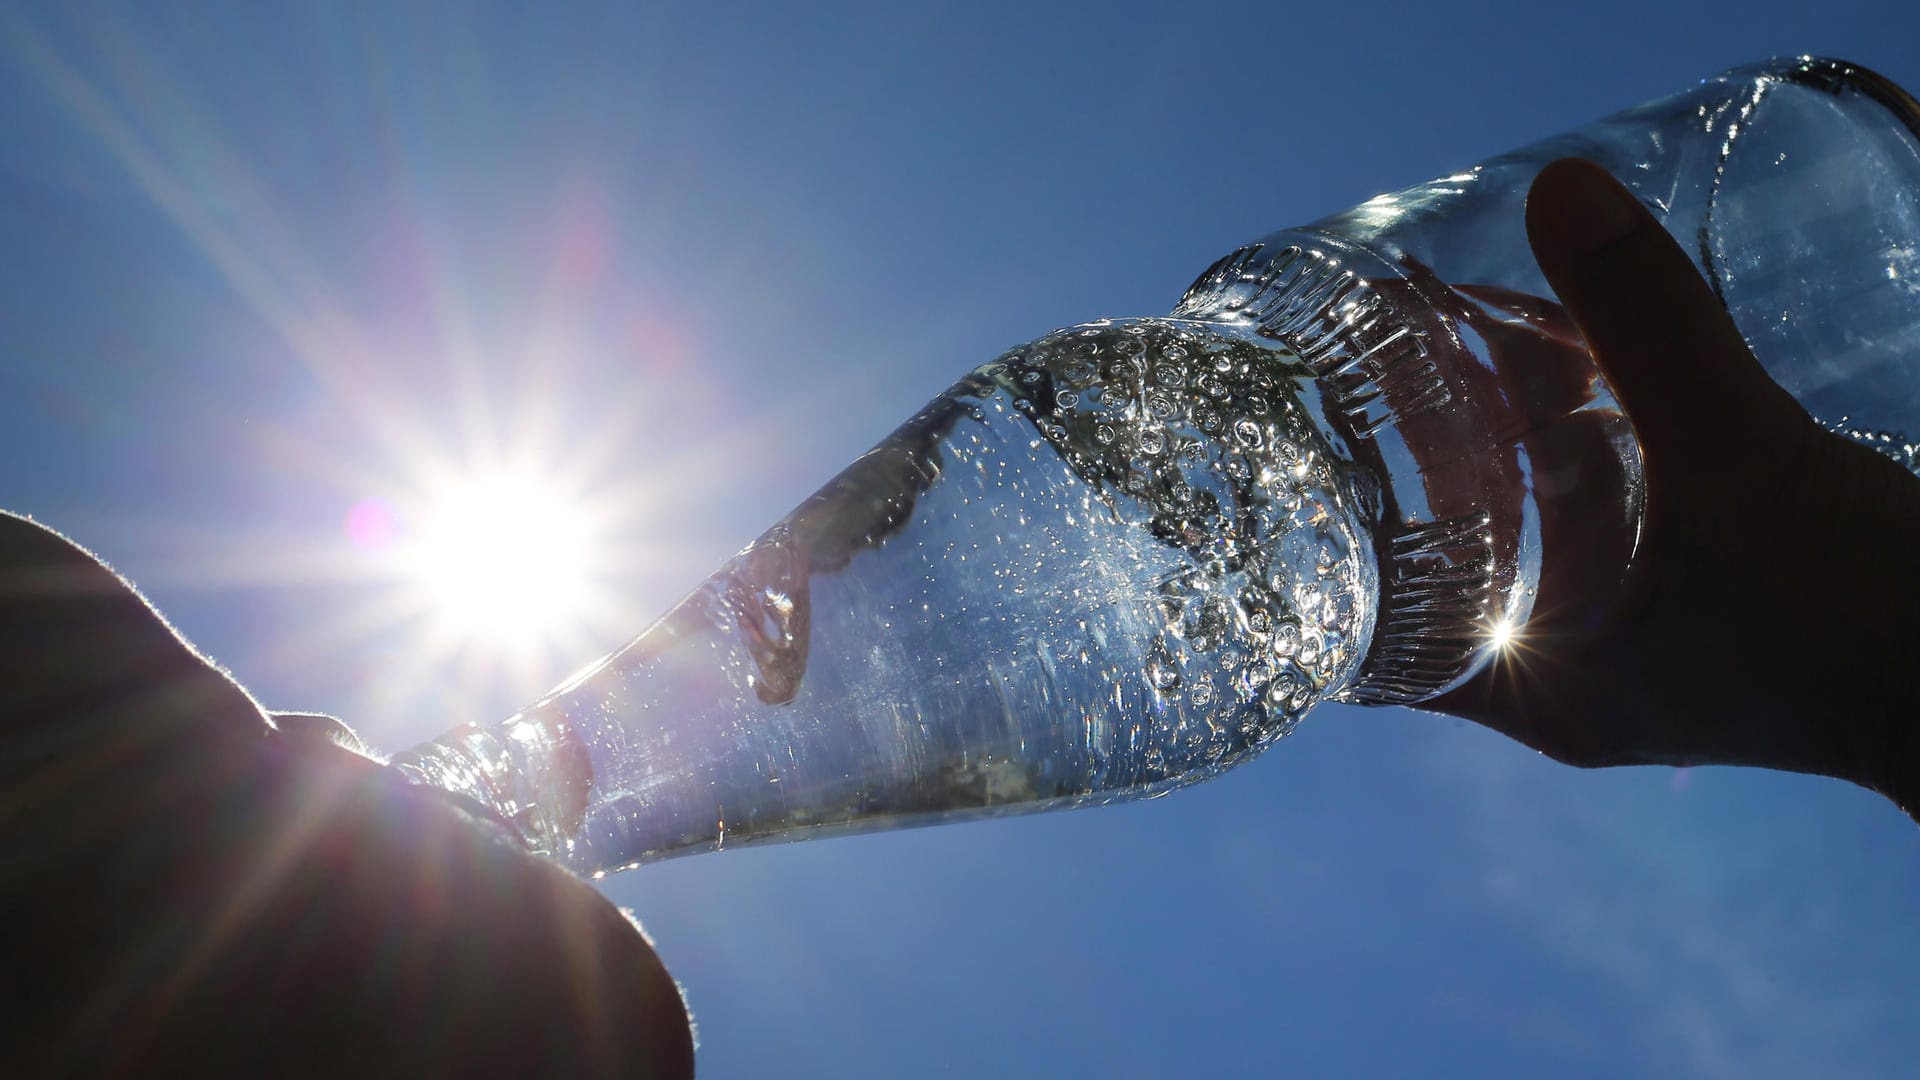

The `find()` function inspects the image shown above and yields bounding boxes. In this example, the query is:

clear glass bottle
[395,56,1920,875]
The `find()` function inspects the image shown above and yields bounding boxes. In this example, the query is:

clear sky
[3,3,1918,1077]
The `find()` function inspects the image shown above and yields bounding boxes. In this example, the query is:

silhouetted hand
[1431,159,1920,818]
[0,512,694,1078]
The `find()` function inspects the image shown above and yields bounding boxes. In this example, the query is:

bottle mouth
[391,714,591,859]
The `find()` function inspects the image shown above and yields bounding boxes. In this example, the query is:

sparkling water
[398,318,1380,872]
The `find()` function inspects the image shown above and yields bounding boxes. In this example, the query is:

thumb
[1523,158,1809,465]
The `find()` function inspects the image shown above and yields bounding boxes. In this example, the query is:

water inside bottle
[400,318,1381,871]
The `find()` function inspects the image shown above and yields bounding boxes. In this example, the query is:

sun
[314,440,657,733]
[399,472,598,651]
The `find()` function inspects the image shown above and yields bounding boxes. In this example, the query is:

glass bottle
[395,56,1920,875]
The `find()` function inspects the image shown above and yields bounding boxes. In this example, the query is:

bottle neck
[1176,230,1645,703]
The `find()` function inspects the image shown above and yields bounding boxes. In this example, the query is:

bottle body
[399,320,1379,869]
[398,57,1920,875]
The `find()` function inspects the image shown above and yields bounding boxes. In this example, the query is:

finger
[1524,158,1804,458]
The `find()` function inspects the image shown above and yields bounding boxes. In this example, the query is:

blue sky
[3,3,1918,1076]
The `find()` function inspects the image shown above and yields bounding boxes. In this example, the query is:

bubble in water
[1298,635,1323,668]
[1290,679,1315,711]
[1233,418,1265,449]
[1271,622,1301,657]
[1265,674,1298,711]
[1296,583,1323,619]
[1239,660,1274,697]
[1245,606,1273,637]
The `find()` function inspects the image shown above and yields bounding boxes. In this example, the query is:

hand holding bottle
[1431,159,1920,817]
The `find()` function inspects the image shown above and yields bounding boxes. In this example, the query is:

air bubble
[1296,583,1322,616]
[1271,622,1301,657]
[1265,675,1298,711]
[1290,680,1315,710]
[1297,635,1322,667]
